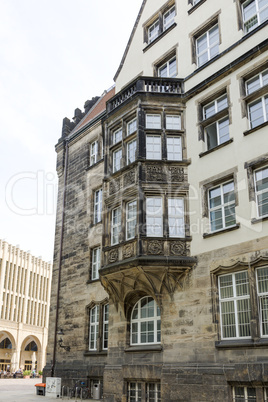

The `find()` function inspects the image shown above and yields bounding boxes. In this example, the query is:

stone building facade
[44,0,268,400]
[0,239,52,373]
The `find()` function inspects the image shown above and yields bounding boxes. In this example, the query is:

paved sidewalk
[0,378,99,402]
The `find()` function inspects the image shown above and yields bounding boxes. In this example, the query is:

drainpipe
[51,140,69,377]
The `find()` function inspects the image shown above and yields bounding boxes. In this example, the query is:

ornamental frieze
[109,178,121,195]
[123,169,135,187]
[147,240,164,255]
[146,165,164,182]
[122,243,134,259]
[108,249,119,263]
[168,167,185,182]
[170,241,190,256]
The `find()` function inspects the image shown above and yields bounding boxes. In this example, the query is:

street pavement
[0,378,99,402]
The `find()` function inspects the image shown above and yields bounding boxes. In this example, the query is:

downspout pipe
[51,139,69,377]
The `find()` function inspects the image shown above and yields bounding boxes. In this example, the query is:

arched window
[25,341,37,351]
[0,338,12,349]
[131,297,161,345]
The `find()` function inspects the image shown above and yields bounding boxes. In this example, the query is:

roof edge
[113,0,147,83]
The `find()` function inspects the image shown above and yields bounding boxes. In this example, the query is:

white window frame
[232,386,256,401]
[90,141,98,166]
[147,383,161,402]
[103,304,109,350]
[219,271,251,339]
[166,114,181,130]
[148,19,160,43]
[168,198,185,237]
[94,189,102,224]
[203,94,228,120]
[146,135,161,160]
[113,128,122,144]
[126,200,137,240]
[158,57,177,78]
[130,296,161,345]
[256,266,268,337]
[113,148,122,173]
[242,0,268,33]
[127,382,142,402]
[111,207,121,245]
[246,68,268,95]
[205,117,230,150]
[208,181,236,232]
[167,136,182,161]
[146,197,163,237]
[196,24,219,67]
[91,247,100,281]
[146,114,161,129]
[248,95,268,129]
[127,118,137,136]
[127,139,137,165]
[254,166,268,218]
[89,305,99,350]
[163,5,176,30]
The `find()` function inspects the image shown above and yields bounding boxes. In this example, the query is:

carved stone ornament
[168,167,185,182]
[170,241,190,256]
[122,243,134,259]
[123,169,135,187]
[146,165,164,182]
[147,240,164,255]
[109,178,121,195]
[108,249,119,263]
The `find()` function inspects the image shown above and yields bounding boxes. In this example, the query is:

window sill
[243,120,268,137]
[84,350,108,356]
[86,278,100,284]
[203,223,240,238]
[143,23,177,53]
[215,338,268,349]
[199,138,233,158]
[85,158,103,171]
[125,345,162,353]
[188,0,207,15]
[252,215,268,224]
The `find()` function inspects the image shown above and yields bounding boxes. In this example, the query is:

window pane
[131,297,161,345]
[127,140,137,164]
[164,5,175,30]
[146,114,161,129]
[166,115,181,130]
[237,298,251,337]
[206,122,218,150]
[218,117,230,144]
[257,267,268,293]
[146,135,161,159]
[221,300,236,338]
[249,98,264,128]
[219,274,234,299]
[127,118,137,135]
[167,137,182,161]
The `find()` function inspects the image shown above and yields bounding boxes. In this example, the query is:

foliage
[23,370,31,377]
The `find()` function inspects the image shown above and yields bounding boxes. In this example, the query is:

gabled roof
[71,86,115,135]
[113,0,147,82]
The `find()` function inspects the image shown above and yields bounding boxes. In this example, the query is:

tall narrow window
[257,267,268,337]
[128,383,142,402]
[147,383,161,402]
[254,167,268,218]
[111,207,121,245]
[146,197,163,237]
[146,136,161,160]
[168,198,185,237]
[131,297,161,345]
[91,247,100,280]
[94,189,102,224]
[219,271,251,339]
[90,141,98,166]
[89,305,99,350]
[113,128,122,144]
[248,95,268,128]
[167,137,182,161]
[113,148,122,173]
[127,118,137,136]
[242,0,268,33]
[126,200,137,240]
[158,57,177,78]
[148,20,160,43]
[209,181,236,232]
[196,24,219,67]
[127,139,137,165]
[103,304,109,349]
[163,5,176,30]
[205,117,229,150]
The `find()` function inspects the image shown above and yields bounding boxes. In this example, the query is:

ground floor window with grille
[127,382,161,401]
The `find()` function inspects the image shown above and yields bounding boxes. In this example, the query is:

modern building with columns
[0,239,52,372]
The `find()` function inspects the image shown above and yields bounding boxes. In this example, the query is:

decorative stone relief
[146,165,164,182]
[122,243,134,259]
[109,178,121,195]
[123,169,135,187]
[168,167,185,182]
[170,241,190,256]
[147,240,164,255]
[108,249,119,263]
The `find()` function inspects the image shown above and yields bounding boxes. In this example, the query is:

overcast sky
[0,0,142,262]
